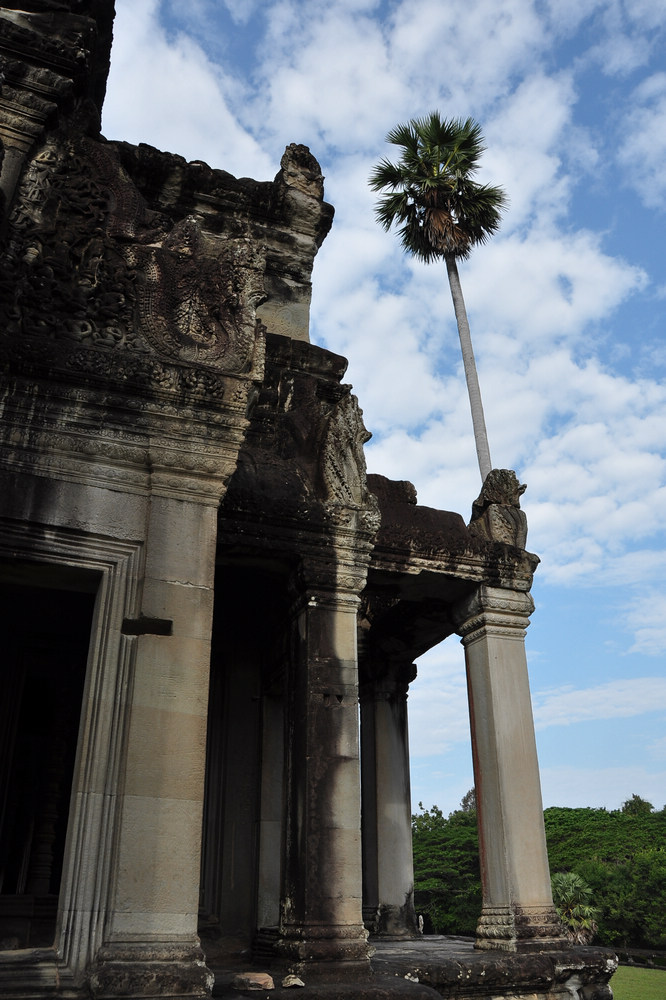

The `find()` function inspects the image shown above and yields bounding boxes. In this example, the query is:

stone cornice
[369,543,537,593]
[366,472,539,593]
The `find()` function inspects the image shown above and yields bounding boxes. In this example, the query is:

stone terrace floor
[211,935,617,999]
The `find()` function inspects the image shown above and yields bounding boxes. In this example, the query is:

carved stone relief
[1,131,266,380]
[468,468,528,549]
[128,217,265,371]
[320,393,380,531]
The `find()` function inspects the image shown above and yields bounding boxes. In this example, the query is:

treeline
[412,796,666,949]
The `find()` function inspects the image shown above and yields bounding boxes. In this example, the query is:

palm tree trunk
[445,253,492,482]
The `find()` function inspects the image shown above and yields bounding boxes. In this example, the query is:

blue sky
[102,0,666,816]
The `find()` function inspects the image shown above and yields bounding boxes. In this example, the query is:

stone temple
[0,3,616,998]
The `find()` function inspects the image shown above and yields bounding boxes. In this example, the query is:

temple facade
[0,3,615,998]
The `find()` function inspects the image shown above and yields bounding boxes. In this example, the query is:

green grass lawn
[610,965,666,999]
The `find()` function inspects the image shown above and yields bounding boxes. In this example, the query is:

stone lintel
[1,368,252,503]
[366,472,539,595]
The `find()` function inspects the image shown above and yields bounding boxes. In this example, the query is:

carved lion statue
[468,469,528,549]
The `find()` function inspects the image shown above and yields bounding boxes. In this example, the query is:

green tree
[544,805,666,948]
[551,871,598,945]
[411,803,666,946]
[460,787,476,813]
[370,113,507,481]
[621,794,654,816]
[412,803,480,935]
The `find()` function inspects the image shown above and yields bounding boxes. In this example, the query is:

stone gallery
[0,3,616,998]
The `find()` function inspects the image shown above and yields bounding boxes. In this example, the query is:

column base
[89,942,214,999]
[274,923,373,979]
[372,902,419,939]
[475,905,568,953]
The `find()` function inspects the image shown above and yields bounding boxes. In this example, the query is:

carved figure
[320,395,367,507]
[1,132,265,374]
[468,468,528,548]
[278,143,325,198]
[130,217,265,371]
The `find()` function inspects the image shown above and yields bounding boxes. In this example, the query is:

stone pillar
[453,586,566,952]
[89,495,218,999]
[360,664,418,938]
[276,570,371,977]
[256,693,285,929]
[0,146,29,218]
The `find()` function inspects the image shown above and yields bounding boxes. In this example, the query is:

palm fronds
[369,113,506,261]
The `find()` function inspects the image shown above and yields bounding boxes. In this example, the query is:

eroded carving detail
[320,393,380,532]
[1,133,265,376]
[469,468,528,548]
[278,142,325,199]
[476,904,566,951]
[454,586,535,644]
[128,217,265,371]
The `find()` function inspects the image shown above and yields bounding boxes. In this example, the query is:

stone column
[276,570,371,977]
[453,585,566,952]
[89,495,218,999]
[360,664,418,938]
[256,693,285,930]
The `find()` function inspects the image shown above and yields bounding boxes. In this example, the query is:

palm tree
[551,872,599,945]
[369,113,507,482]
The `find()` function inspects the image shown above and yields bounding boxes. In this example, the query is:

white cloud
[485,73,578,229]
[408,643,470,758]
[648,735,666,761]
[252,1,404,153]
[625,589,666,655]
[542,0,601,37]
[219,0,259,25]
[464,232,646,345]
[103,0,274,178]
[533,677,666,728]
[389,0,545,115]
[101,0,666,686]
[540,764,666,810]
[586,0,663,77]
[252,0,551,156]
[617,72,666,210]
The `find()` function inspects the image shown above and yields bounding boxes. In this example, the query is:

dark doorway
[0,578,95,949]
[199,560,290,962]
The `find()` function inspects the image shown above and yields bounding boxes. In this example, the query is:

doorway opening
[199,559,290,964]
[0,577,96,949]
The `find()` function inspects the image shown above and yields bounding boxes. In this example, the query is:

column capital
[453,586,534,645]
[287,548,372,614]
[359,661,417,704]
